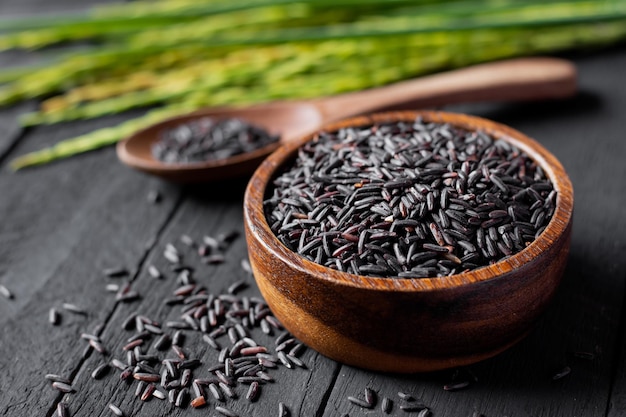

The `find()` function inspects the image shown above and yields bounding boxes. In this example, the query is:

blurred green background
[1,0,625,169]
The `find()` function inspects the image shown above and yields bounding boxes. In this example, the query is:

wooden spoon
[116,57,576,182]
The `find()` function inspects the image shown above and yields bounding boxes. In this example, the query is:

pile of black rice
[264,118,556,278]
[48,231,303,417]
[152,117,278,164]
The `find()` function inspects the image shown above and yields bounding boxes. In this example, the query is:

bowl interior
[247,110,574,292]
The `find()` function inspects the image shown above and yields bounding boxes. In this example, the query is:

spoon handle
[312,57,576,124]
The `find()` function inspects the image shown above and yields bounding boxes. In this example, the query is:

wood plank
[579,48,626,417]
[0,114,182,416]
[0,102,34,161]
[491,48,626,417]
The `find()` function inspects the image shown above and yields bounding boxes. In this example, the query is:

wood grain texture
[0,115,182,416]
[0,103,35,162]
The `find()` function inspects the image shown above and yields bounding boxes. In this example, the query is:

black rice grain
[180,234,196,247]
[168,388,177,404]
[209,383,224,401]
[219,381,237,399]
[228,280,249,295]
[62,303,87,315]
[348,396,373,409]
[147,190,161,204]
[400,404,427,412]
[397,391,415,401]
[123,339,143,351]
[180,359,202,370]
[364,387,376,407]
[175,387,190,407]
[111,359,126,371]
[103,267,129,278]
[172,344,187,359]
[172,330,185,346]
[108,403,124,416]
[241,259,253,274]
[45,374,70,384]
[141,383,157,401]
[246,381,260,402]
[191,396,207,408]
[144,323,162,334]
[192,381,204,399]
[382,397,392,414]
[277,351,293,369]
[117,290,140,303]
[278,402,291,417]
[153,388,166,400]
[215,406,239,417]
[181,369,192,387]
[443,381,470,391]
[134,381,146,397]
[148,265,162,279]
[121,313,137,330]
[133,372,160,383]
[573,351,595,360]
[120,367,133,381]
[552,366,571,381]
[91,363,110,379]
[49,308,61,325]
[418,408,431,417]
[0,284,13,299]
[56,402,69,417]
[89,339,108,355]
[52,381,75,393]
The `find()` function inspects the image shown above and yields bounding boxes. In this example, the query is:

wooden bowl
[243,111,573,373]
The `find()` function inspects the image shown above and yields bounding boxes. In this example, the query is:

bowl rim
[244,110,574,292]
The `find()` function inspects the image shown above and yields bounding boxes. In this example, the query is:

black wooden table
[2,2,626,417]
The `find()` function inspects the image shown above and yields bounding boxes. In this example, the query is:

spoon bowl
[117,57,576,182]
[116,102,323,182]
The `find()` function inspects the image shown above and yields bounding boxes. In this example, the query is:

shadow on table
[367,249,616,412]
[181,177,250,203]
